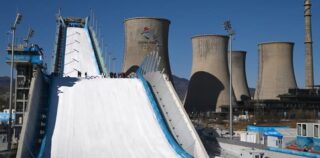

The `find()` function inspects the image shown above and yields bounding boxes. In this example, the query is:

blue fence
[7,54,43,65]
[313,138,320,151]
[247,125,288,138]
[268,146,320,158]
[297,136,314,148]
[0,112,15,124]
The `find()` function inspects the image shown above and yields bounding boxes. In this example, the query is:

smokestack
[254,42,297,100]
[230,51,250,101]
[304,0,314,88]
[122,17,173,81]
[184,35,236,113]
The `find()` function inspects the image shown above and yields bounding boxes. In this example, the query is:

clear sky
[0,0,319,88]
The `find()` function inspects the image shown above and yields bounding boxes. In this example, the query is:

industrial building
[236,42,320,120]
[237,88,320,121]
[183,0,319,123]
[235,0,320,120]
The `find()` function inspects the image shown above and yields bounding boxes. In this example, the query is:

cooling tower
[184,35,236,113]
[122,17,172,80]
[254,42,297,100]
[231,51,250,101]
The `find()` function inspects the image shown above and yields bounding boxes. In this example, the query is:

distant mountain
[0,76,10,86]
[172,75,189,102]
[0,76,10,91]
[0,76,10,95]
[249,88,255,98]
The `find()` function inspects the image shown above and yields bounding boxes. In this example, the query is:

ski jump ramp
[36,75,207,158]
[17,20,208,157]
[63,27,100,77]
[43,78,186,158]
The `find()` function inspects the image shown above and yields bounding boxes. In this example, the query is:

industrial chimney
[122,17,173,81]
[184,35,236,113]
[231,51,250,101]
[254,42,297,100]
[304,0,314,88]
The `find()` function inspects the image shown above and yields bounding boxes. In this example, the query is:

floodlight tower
[8,12,22,150]
[112,57,117,72]
[23,28,34,47]
[224,20,235,140]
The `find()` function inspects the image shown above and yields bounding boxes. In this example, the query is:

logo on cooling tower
[141,27,153,40]
[139,27,161,50]
[140,27,159,43]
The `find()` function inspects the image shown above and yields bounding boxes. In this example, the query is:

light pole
[108,53,112,73]
[8,12,22,150]
[224,20,235,140]
[112,57,117,72]
[103,44,108,71]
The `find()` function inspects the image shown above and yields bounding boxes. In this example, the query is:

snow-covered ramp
[42,77,184,158]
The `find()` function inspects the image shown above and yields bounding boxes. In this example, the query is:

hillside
[172,75,189,101]
[0,76,10,109]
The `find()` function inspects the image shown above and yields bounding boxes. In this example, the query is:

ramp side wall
[145,71,208,158]
[17,70,48,158]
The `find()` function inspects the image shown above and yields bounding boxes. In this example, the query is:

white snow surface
[45,77,179,158]
[63,27,100,77]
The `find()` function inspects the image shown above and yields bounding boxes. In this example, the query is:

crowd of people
[76,70,134,79]
[109,72,126,78]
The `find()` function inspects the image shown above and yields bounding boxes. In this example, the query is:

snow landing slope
[43,77,181,158]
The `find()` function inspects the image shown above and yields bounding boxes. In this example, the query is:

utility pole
[8,12,22,150]
[112,57,117,72]
[104,44,109,72]
[224,20,235,140]
[108,53,112,73]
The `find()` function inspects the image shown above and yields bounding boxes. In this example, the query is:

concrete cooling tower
[231,51,250,101]
[122,17,172,80]
[184,35,236,113]
[254,42,297,100]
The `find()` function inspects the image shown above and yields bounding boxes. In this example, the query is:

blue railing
[136,68,192,158]
[7,54,43,65]
[267,146,320,158]
[0,112,16,123]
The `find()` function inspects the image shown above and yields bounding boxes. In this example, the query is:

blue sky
[0,0,319,88]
